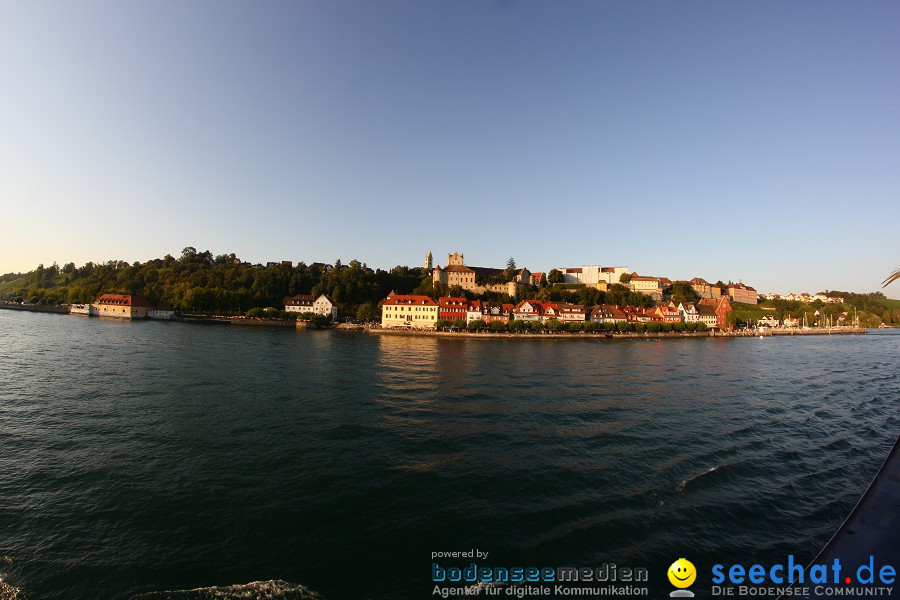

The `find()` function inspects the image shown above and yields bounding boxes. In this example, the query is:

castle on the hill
[428,251,530,298]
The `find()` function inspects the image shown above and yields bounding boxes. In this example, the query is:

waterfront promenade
[369,326,868,340]
[0,303,871,339]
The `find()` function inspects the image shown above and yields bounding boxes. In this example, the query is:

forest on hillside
[0,247,657,319]
[0,247,429,320]
[3,248,897,324]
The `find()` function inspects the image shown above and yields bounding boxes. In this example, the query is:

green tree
[468,319,488,331]
[619,272,632,284]
[504,258,517,282]
[448,285,470,299]
[726,312,744,329]
[669,281,701,305]
[508,319,527,332]
[547,269,564,284]
[545,319,564,331]
[356,303,377,322]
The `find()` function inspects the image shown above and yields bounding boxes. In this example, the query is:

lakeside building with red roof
[92,294,156,319]
[439,297,469,322]
[698,297,733,330]
[381,295,439,329]
[588,305,628,324]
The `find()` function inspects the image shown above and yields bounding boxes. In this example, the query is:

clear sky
[1,0,898,294]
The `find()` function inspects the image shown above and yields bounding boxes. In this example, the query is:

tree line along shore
[1,247,897,328]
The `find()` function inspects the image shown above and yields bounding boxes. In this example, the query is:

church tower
[425,250,433,271]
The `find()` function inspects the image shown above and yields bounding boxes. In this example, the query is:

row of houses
[429,251,764,308]
[69,294,174,319]
[381,293,733,330]
[763,292,842,304]
[552,262,760,305]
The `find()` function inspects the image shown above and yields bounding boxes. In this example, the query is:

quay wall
[0,303,69,315]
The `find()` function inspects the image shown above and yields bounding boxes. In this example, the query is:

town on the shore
[38,250,866,334]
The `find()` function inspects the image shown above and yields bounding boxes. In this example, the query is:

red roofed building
[589,304,628,324]
[623,306,652,323]
[652,305,682,323]
[727,282,758,305]
[698,297,733,330]
[513,299,546,322]
[642,308,664,322]
[93,294,155,319]
[381,294,439,328]
[439,297,469,322]
[553,302,587,323]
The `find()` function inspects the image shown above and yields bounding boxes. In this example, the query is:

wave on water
[676,466,721,493]
[132,580,326,600]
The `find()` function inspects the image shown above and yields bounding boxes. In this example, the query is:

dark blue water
[1,310,897,599]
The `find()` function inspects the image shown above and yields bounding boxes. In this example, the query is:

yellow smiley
[668,558,696,588]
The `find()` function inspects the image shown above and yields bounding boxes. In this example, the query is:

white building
[466,300,484,323]
[285,294,338,319]
[512,300,544,322]
[677,303,699,323]
[558,265,630,285]
[148,306,175,319]
[629,275,666,298]
[757,316,779,327]
[69,304,92,316]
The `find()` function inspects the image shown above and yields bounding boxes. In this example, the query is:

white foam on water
[676,466,720,493]
[131,580,326,600]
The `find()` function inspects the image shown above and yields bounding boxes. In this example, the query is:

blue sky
[1,0,898,294]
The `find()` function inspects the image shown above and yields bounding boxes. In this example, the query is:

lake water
[0,310,897,599]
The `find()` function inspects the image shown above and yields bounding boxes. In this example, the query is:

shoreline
[0,303,69,315]
[366,326,868,339]
[0,304,872,338]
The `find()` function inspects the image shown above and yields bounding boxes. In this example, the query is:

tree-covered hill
[0,247,429,320]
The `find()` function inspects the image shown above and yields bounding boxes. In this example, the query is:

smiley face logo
[668,558,696,588]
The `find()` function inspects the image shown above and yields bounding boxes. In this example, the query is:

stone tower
[448,252,465,266]
[425,250,433,271]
